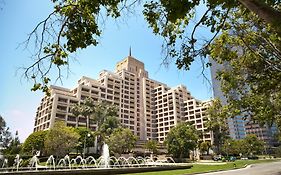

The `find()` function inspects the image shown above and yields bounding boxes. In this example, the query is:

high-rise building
[34,55,212,143]
[245,121,278,146]
[210,59,277,145]
[210,59,246,140]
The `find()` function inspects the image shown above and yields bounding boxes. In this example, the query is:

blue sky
[0,0,213,141]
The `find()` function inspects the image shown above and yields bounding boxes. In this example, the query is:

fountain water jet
[46,155,55,170]
[100,143,109,168]
[14,154,22,171]
[0,144,192,174]
[1,159,8,169]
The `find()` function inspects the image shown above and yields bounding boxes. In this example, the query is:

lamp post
[250,144,253,157]
[227,142,230,161]
[264,143,268,158]
[83,133,91,158]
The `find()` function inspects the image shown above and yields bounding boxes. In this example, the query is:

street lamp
[83,133,91,158]
[227,142,230,161]
[250,144,253,157]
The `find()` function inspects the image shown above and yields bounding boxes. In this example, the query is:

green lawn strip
[122,159,279,175]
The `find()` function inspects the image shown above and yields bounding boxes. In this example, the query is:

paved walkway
[196,161,281,175]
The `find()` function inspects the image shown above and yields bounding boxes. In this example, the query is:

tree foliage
[164,122,199,158]
[0,116,20,156]
[91,101,119,128]
[94,102,120,155]
[222,139,245,156]
[21,130,48,155]
[71,98,119,134]
[206,99,229,154]
[210,7,281,129]
[273,145,281,157]
[74,127,95,154]
[0,115,5,132]
[98,115,120,138]
[3,131,21,155]
[144,140,158,154]
[71,97,95,128]
[199,141,211,155]
[106,128,137,156]
[71,97,119,128]
[23,0,134,94]
[24,0,280,94]
[71,98,120,154]
[0,115,12,149]
[44,121,79,157]
[144,0,280,70]
[243,134,265,155]
[222,135,265,156]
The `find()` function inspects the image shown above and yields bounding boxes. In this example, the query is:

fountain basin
[0,164,192,175]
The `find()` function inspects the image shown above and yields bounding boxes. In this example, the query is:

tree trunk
[94,123,99,154]
[238,0,281,29]
[86,116,89,129]
[76,116,79,127]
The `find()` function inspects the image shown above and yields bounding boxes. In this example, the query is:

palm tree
[91,101,120,153]
[70,97,94,129]
[92,101,118,128]
[71,99,120,154]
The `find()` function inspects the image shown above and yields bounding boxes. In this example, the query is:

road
[197,161,281,175]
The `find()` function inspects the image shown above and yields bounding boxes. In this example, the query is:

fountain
[14,154,22,171]
[0,144,191,174]
[100,143,110,168]
[1,159,8,169]
[29,151,40,170]
[57,158,66,168]
[85,156,98,167]
[0,152,3,165]
[45,155,55,170]
[64,155,71,169]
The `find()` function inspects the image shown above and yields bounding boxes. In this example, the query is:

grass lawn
[122,159,279,175]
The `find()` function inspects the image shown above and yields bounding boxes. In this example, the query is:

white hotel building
[34,55,212,143]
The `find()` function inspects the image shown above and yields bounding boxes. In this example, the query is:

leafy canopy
[74,127,95,154]
[210,7,281,129]
[222,135,265,156]
[164,122,199,158]
[3,131,21,155]
[199,141,211,155]
[24,0,281,135]
[22,130,48,155]
[144,140,158,154]
[44,121,79,157]
[24,0,281,94]
[206,98,229,154]
[71,98,119,125]
[0,115,12,149]
[71,97,120,135]
[106,127,137,156]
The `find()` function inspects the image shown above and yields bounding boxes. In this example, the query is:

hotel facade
[34,55,212,143]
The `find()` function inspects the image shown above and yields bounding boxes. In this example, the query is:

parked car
[241,157,248,160]
[213,155,222,161]
[248,156,259,160]
[229,156,236,161]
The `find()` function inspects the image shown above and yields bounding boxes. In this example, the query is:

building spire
[129,46,132,57]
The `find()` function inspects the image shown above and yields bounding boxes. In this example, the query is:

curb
[184,163,252,175]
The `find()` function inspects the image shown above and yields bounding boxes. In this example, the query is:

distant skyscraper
[210,59,246,140]
[210,59,278,145]
[34,55,213,144]
[245,121,278,146]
